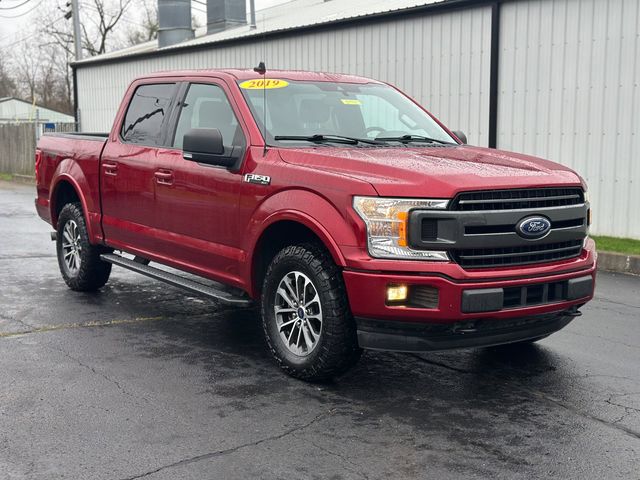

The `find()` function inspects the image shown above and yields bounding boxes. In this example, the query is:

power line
[0,15,64,48]
[79,1,149,28]
[0,0,42,18]
[0,0,31,10]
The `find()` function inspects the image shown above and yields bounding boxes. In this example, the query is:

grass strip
[592,235,640,256]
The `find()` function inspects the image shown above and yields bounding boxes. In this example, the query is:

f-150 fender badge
[244,174,271,185]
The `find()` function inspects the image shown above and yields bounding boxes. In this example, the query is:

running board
[100,253,252,306]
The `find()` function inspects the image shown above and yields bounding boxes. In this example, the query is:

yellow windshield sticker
[239,79,289,89]
[341,99,362,105]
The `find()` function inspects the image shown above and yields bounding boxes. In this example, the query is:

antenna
[254,13,269,156]
[254,61,267,155]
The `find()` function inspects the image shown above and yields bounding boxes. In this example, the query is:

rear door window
[121,83,176,146]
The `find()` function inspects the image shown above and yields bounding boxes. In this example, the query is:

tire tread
[261,242,361,381]
[56,202,111,292]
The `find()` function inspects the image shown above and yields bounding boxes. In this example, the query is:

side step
[100,253,252,307]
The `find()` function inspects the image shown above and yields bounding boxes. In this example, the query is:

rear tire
[261,243,361,381]
[56,202,112,291]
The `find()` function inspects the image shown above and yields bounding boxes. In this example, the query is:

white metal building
[73,0,640,239]
[0,97,75,124]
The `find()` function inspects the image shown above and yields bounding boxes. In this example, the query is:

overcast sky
[0,0,291,52]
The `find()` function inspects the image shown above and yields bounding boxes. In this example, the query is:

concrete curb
[597,251,640,276]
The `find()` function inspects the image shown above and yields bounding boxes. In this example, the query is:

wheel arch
[49,173,97,241]
[248,213,348,299]
[51,178,81,224]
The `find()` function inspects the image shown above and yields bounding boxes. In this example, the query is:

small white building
[0,97,75,124]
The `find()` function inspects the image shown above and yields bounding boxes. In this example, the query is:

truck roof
[134,68,382,84]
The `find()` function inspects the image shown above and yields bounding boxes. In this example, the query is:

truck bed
[35,133,109,231]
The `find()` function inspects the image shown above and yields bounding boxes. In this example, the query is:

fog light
[387,285,408,302]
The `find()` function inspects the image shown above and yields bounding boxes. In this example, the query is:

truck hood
[278,145,583,197]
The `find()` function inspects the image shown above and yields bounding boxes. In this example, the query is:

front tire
[261,243,361,381]
[56,202,112,291]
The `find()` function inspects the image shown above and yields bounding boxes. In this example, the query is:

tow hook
[453,322,478,334]
[566,308,582,318]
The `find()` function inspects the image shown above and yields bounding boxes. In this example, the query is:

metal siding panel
[498,0,640,238]
[77,6,492,166]
[622,0,640,239]
[94,4,616,264]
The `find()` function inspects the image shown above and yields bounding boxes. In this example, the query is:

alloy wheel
[61,219,82,275]
[274,271,323,356]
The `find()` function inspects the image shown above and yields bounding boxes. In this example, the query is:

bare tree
[126,0,158,46]
[0,56,17,98]
[12,42,41,104]
[81,0,135,56]
[40,0,135,57]
[4,0,154,114]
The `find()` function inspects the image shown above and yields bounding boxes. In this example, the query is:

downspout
[72,65,79,130]
[487,1,501,149]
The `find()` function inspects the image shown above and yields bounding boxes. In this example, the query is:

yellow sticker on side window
[239,79,289,89]
[340,99,362,105]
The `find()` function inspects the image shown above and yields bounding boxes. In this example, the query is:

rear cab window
[120,83,177,146]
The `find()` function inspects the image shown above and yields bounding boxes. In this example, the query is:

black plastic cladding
[408,188,588,269]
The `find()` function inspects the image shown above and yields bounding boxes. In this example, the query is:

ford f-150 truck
[35,69,596,381]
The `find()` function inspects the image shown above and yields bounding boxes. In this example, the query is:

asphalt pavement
[1,180,639,480]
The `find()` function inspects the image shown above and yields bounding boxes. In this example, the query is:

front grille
[451,240,584,269]
[452,187,584,211]
[464,217,584,236]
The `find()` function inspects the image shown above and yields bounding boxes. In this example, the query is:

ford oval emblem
[517,216,552,239]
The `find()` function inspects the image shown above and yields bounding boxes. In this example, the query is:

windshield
[238,79,456,146]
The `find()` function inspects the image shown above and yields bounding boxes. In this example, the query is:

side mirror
[183,128,243,169]
[452,130,467,144]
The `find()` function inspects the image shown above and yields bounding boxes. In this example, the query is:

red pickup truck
[35,69,596,381]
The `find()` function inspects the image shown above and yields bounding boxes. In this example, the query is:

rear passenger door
[153,81,248,286]
[101,82,177,254]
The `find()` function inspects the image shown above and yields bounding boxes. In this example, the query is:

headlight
[353,196,450,260]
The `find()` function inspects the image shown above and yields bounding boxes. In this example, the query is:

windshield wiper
[375,134,456,145]
[274,134,381,145]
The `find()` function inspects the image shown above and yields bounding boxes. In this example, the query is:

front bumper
[342,239,596,352]
[356,308,581,352]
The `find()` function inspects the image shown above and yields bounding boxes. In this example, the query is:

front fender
[242,189,360,292]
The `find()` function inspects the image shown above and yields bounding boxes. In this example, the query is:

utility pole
[67,0,83,61]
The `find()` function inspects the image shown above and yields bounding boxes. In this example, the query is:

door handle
[102,161,118,176]
[154,170,174,186]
